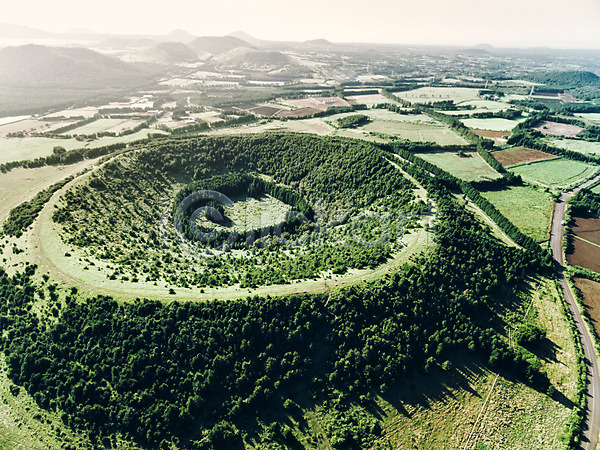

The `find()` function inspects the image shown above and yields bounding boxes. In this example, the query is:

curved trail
[550,174,600,449]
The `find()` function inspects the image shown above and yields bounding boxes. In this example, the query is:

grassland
[363,279,577,449]
[576,113,600,125]
[509,158,599,189]
[62,118,129,135]
[414,149,502,182]
[0,128,165,165]
[546,138,600,156]
[461,117,526,132]
[334,109,469,145]
[482,186,554,242]
[201,195,291,233]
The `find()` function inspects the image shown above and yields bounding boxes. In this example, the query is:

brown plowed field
[276,108,321,118]
[491,147,558,167]
[250,106,282,116]
[472,129,511,139]
[568,216,600,273]
[571,215,600,246]
[574,277,600,337]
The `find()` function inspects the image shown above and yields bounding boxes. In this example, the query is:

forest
[0,195,551,448]
[51,134,419,288]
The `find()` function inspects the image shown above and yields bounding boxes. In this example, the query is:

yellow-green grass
[509,158,599,189]
[395,87,480,104]
[414,149,502,182]
[576,113,600,125]
[0,358,89,448]
[0,159,98,223]
[0,136,84,164]
[61,118,129,135]
[368,279,578,449]
[546,138,600,156]
[482,186,554,242]
[461,117,526,132]
[0,129,166,165]
[328,109,436,124]
[592,183,600,194]
[363,121,468,145]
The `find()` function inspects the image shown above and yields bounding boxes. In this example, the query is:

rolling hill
[0,44,156,89]
[188,35,252,55]
[139,42,199,64]
[212,47,292,70]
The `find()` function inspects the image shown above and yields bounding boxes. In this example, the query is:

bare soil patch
[567,217,600,273]
[571,215,600,246]
[276,107,321,118]
[574,277,600,338]
[250,105,282,116]
[472,129,512,140]
[492,147,558,167]
[533,121,584,137]
[282,96,350,111]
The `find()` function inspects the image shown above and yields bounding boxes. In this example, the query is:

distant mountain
[0,23,53,39]
[228,31,263,46]
[525,70,600,87]
[162,29,197,43]
[212,47,292,70]
[139,42,198,64]
[0,44,156,89]
[304,39,333,46]
[189,35,252,55]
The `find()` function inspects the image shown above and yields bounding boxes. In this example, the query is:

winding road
[550,174,600,449]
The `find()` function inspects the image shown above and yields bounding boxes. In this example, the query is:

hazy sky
[4,0,600,48]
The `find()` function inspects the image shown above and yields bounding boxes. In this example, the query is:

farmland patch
[533,121,584,137]
[462,117,525,132]
[574,277,600,338]
[482,186,554,242]
[414,149,502,181]
[491,147,558,168]
[509,158,599,189]
[546,138,600,156]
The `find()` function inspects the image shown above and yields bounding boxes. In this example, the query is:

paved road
[550,174,600,449]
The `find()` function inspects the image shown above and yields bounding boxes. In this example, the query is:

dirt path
[550,173,600,449]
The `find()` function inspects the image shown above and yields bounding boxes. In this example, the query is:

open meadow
[482,186,554,242]
[461,117,526,132]
[414,149,501,181]
[546,138,600,156]
[509,158,599,189]
[576,113,600,125]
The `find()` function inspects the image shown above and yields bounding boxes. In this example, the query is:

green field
[576,113,600,125]
[326,109,468,145]
[63,118,127,135]
[509,158,599,188]
[0,129,166,165]
[482,186,554,241]
[461,117,526,132]
[546,138,600,156]
[414,149,502,181]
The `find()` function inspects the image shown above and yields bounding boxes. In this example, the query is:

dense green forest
[51,134,419,287]
[1,196,550,448]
